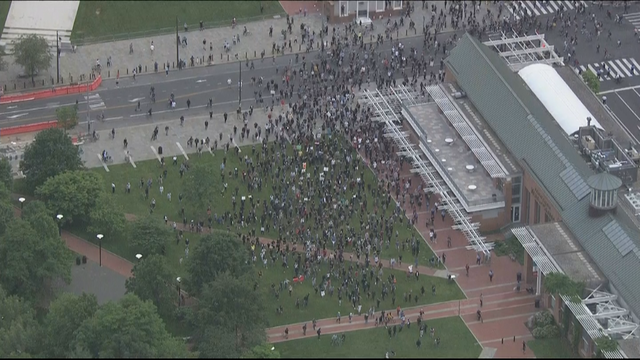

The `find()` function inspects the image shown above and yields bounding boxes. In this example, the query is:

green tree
[35,170,103,225]
[73,294,190,358]
[0,219,73,299]
[20,128,83,192]
[0,286,40,357]
[243,343,281,358]
[87,193,126,240]
[582,69,600,94]
[56,105,79,131]
[0,157,13,190]
[125,254,176,318]
[129,215,171,255]
[191,273,266,356]
[182,163,222,214]
[21,200,56,238]
[0,182,15,235]
[11,34,52,79]
[595,336,619,356]
[197,325,242,358]
[185,232,250,296]
[543,272,584,303]
[0,45,7,71]
[41,293,99,358]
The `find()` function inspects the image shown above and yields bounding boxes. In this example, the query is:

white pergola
[482,32,564,72]
[512,226,638,358]
[359,88,492,257]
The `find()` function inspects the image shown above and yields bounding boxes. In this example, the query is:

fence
[71,14,283,47]
[1,72,100,96]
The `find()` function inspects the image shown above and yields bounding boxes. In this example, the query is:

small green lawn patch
[71,1,285,43]
[275,316,481,358]
[528,338,575,358]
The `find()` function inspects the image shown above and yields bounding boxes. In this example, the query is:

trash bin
[158,146,163,155]
[534,298,541,308]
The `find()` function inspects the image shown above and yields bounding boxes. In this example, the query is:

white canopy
[518,64,603,136]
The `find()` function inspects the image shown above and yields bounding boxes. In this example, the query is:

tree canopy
[41,293,99,358]
[182,163,222,214]
[185,232,250,296]
[72,294,190,358]
[56,105,79,131]
[125,254,176,318]
[191,273,266,357]
[128,215,171,255]
[87,193,126,239]
[11,34,52,78]
[20,128,83,192]
[0,219,72,299]
[35,170,103,225]
[0,286,40,357]
[0,157,13,190]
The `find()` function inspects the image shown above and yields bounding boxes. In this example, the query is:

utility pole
[56,30,60,84]
[176,16,179,69]
[238,60,242,106]
[86,77,91,132]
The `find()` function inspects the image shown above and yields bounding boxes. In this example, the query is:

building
[322,1,405,24]
[444,33,640,357]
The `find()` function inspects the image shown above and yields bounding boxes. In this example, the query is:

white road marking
[208,146,215,157]
[97,154,110,172]
[126,151,136,168]
[232,138,241,152]
[6,113,28,119]
[7,106,17,109]
[176,142,189,160]
[128,97,145,102]
[196,79,207,83]
[615,91,640,124]
[150,145,163,163]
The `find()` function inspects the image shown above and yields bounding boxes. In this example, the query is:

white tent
[518,63,603,136]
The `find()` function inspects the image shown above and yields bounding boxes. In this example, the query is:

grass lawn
[493,235,525,265]
[257,257,465,327]
[275,316,481,358]
[0,1,10,37]
[528,338,575,358]
[90,140,439,269]
[71,1,285,42]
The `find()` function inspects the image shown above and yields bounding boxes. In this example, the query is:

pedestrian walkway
[626,12,640,30]
[573,57,640,81]
[507,0,588,20]
[0,1,79,52]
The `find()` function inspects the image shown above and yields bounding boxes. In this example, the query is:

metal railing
[70,14,285,47]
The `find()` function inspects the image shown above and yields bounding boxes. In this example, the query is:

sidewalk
[0,1,496,92]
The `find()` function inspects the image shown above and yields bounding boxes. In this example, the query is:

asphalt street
[0,33,453,133]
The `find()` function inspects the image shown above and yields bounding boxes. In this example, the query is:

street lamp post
[18,197,25,211]
[176,277,182,307]
[135,253,143,261]
[238,60,242,106]
[96,234,104,266]
[56,214,63,236]
[176,16,180,69]
[56,31,60,84]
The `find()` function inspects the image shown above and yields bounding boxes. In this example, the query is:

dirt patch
[124,213,137,221]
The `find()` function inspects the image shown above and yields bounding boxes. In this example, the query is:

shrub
[534,311,555,328]
[582,69,600,94]
[532,324,560,339]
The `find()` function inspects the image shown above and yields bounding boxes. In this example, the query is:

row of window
[339,1,403,16]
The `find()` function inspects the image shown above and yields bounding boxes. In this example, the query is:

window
[550,294,556,310]
[524,189,530,224]
[376,0,384,11]
[544,211,551,223]
[339,1,347,16]
[534,200,541,224]
[393,0,403,9]
[511,205,520,223]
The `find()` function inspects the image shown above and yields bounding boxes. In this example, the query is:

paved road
[504,0,640,140]
[0,32,458,133]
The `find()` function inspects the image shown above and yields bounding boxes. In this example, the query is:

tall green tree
[11,34,52,79]
[244,343,281,359]
[182,163,222,214]
[128,215,171,255]
[185,232,250,296]
[35,170,103,225]
[20,128,83,192]
[72,294,190,358]
[0,45,7,71]
[21,200,56,238]
[0,157,13,190]
[0,219,73,299]
[0,182,15,235]
[0,286,40,357]
[87,193,126,240]
[125,254,176,318]
[56,105,79,131]
[191,273,266,357]
[40,293,99,358]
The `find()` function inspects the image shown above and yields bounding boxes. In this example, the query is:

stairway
[0,27,72,54]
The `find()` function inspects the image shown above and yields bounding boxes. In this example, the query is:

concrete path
[0,1,79,52]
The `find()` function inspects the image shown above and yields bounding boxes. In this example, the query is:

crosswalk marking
[84,93,106,110]
[507,0,587,20]
[626,12,640,30]
[575,58,639,82]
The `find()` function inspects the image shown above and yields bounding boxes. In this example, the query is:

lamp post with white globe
[96,234,104,266]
